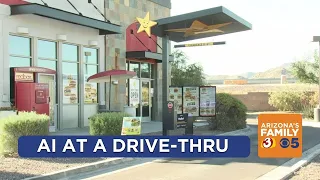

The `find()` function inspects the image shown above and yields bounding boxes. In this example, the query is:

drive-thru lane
[74,124,320,180]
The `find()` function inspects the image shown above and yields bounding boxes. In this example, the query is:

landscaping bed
[0,157,107,180]
[287,154,320,180]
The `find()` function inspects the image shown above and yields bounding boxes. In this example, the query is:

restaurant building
[0,0,171,131]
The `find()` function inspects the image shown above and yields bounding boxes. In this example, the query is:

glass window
[141,63,151,78]
[9,35,31,56]
[38,40,57,59]
[84,64,98,76]
[62,44,78,62]
[129,62,140,78]
[38,59,57,70]
[63,62,78,75]
[83,48,98,64]
[9,57,31,67]
[62,62,78,104]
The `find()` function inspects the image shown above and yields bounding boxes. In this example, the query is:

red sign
[168,102,173,109]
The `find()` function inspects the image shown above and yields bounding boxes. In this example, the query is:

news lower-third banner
[18,136,251,158]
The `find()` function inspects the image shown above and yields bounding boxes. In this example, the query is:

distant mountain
[239,72,256,79]
[250,63,293,79]
[204,63,294,80]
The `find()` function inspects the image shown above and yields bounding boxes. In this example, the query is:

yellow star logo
[136,12,157,37]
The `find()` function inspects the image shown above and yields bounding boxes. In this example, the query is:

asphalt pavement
[69,123,320,180]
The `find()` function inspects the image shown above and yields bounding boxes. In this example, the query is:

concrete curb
[23,126,253,180]
[256,143,320,180]
[219,125,252,136]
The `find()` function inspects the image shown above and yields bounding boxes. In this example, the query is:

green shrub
[208,93,247,131]
[268,89,319,118]
[302,91,318,119]
[0,111,49,155]
[268,90,304,111]
[89,112,132,135]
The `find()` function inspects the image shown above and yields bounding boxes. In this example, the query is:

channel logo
[258,113,302,158]
[261,137,276,148]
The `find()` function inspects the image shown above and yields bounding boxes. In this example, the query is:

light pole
[312,36,320,122]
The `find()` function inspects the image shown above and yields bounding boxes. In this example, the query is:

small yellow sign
[185,42,214,47]
[121,117,142,135]
[136,12,157,37]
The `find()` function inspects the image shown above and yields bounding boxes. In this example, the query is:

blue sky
[170,0,320,75]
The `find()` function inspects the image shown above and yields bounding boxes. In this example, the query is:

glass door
[141,80,151,122]
[38,74,56,132]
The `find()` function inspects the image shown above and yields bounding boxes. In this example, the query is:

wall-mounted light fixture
[88,40,98,47]
[16,27,29,35]
[57,34,67,41]
[112,80,118,85]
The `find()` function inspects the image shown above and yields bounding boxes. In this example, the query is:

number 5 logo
[291,138,299,148]
[280,138,300,148]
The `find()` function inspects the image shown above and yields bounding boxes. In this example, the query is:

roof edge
[221,6,252,29]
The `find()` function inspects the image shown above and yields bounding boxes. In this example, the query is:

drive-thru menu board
[199,86,216,117]
[169,87,183,114]
[183,87,199,116]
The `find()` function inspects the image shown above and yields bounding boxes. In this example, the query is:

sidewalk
[50,121,209,136]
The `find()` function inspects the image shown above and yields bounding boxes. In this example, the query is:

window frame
[8,34,33,67]
[62,42,80,105]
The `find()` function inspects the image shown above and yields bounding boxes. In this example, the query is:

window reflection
[83,48,98,104]
[38,60,57,70]
[141,63,150,78]
[84,65,98,104]
[83,48,98,64]
[63,62,78,75]
[9,57,31,67]
[84,65,97,76]
[62,44,78,62]
[129,62,140,78]
[38,40,57,59]
[62,62,78,104]
[9,35,31,56]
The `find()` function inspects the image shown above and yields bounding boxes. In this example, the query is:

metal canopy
[10,3,121,35]
[151,6,252,42]
[126,51,174,62]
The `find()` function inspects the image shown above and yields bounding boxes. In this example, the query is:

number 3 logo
[262,137,276,148]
